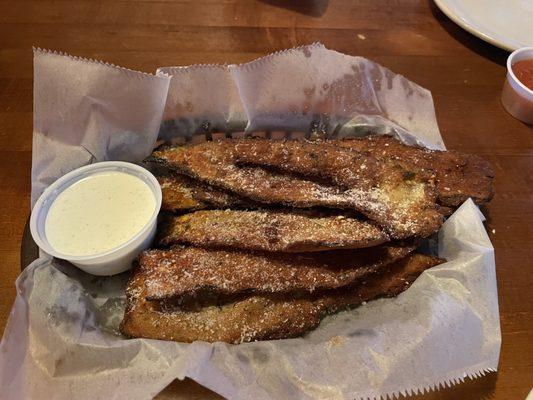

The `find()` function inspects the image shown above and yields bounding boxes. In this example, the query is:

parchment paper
[0,45,500,400]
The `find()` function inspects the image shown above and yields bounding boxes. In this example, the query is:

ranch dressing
[45,171,156,257]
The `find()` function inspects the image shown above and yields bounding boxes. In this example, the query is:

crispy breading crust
[157,209,389,252]
[153,141,354,208]
[232,139,442,238]
[120,253,443,343]
[334,135,494,207]
[139,241,417,300]
[152,140,443,239]
[157,174,251,212]
[121,137,483,344]
[157,175,206,211]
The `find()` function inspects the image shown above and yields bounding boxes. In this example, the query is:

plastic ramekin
[30,161,162,276]
[501,47,533,125]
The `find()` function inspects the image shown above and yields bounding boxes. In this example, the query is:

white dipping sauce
[45,171,156,257]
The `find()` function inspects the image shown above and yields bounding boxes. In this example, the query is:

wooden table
[1,1,531,398]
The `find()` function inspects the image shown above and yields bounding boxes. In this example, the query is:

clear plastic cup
[501,47,533,125]
[30,161,162,276]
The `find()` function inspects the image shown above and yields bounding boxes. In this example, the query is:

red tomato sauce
[512,59,533,91]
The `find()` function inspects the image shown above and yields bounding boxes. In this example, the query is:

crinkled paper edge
[156,42,325,74]
[33,47,171,79]
[353,364,497,400]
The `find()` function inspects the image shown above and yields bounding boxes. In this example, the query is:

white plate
[434,0,533,51]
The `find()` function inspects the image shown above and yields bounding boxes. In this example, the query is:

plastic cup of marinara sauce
[501,47,533,125]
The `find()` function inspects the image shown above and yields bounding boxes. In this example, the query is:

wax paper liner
[157,43,444,149]
[0,45,500,400]
[30,47,171,204]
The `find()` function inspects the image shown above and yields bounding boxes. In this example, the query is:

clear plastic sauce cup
[30,161,162,276]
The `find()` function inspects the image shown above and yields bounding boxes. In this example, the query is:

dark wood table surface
[1,1,532,399]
